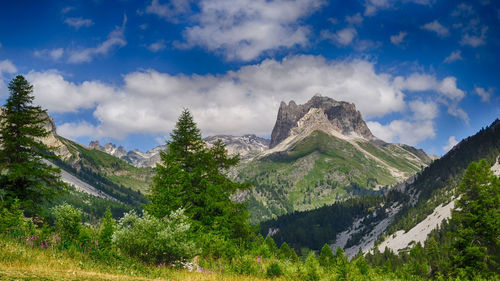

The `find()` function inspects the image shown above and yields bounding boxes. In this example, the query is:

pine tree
[147,109,253,241]
[278,241,293,260]
[99,207,115,249]
[450,159,500,278]
[0,75,66,213]
[318,243,334,267]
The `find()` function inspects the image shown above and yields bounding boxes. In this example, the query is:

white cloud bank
[0,60,18,97]
[153,0,325,61]
[27,55,466,147]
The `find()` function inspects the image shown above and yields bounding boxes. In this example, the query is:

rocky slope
[204,134,270,159]
[270,94,375,148]
[239,95,433,222]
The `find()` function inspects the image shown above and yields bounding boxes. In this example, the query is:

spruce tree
[450,159,499,278]
[0,75,66,213]
[318,243,335,267]
[148,109,253,241]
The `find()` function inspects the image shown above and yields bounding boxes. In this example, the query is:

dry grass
[0,238,272,281]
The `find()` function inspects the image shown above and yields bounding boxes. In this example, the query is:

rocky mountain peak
[270,95,375,148]
[89,140,127,159]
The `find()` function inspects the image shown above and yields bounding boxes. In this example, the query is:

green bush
[230,255,261,276]
[265,260,283,278]
[112,209,197,264]
[51,203,82,241]
[0,199,25,234]
[98,208,115,249]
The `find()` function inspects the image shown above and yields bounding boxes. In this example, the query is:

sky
[0,0,499,156]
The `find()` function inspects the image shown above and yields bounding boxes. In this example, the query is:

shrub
[230,255,261,276]
[51,203,82,241]
[0,199,25,234]
[112,209,197,264]
[266,261,283,278]
[98,208,114,249]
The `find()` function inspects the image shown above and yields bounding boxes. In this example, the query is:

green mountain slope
[238,130,432,223]
[259,119,500,255]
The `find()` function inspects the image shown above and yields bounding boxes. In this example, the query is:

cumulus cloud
[34,48,64,61]
[146,40,167,52]
[442,136,458,152]
[460,26,487,47]
[474,86,494,102]
[390,31,407,46]
[145,0,194,23]
[175,0,324,61]
[444,50,462,63]
[0,60,18,97]
[26,70,115,112]
[68,15,127,63]
[367,119,435,146]
[345,13,363,26]
[30,55,466,146]
[421,20,450,37]
[364,0,433,16]
[64,17,94,29]
[321,27,358,46]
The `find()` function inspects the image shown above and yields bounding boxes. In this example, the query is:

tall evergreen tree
[450,159,500,278]
[147,109,253,240]
[0,75,66,213]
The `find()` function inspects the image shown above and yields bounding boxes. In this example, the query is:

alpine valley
[37,94,499,259]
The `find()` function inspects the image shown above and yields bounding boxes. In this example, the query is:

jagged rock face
[123,145,165,168]
[89,140,127,158]
[270,95,375,148]
[204,134,270,158]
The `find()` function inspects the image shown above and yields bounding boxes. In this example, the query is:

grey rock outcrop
[89,140,127,159]
[270,94,375,148]
[204,134,270,158]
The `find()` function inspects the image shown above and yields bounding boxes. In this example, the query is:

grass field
[0,238,275,281]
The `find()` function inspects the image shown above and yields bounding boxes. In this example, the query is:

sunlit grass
[0,237,272,281]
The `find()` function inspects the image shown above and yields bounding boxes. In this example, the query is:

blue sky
[0,0,499,155]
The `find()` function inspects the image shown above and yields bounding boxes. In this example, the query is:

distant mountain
[238,95,433,223]
[88,134,270,168]
[204,134,270,159]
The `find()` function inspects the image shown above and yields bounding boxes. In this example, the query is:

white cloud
[346,13,363,26]
[0,60,18,97]
[0,60,17,75]
[474,86,494,102]
[64,17,94,29]
[321,27,358,46]
[444,50,462,63]
[61,6,75,14]
[34,48,64,61]
[409,100,438,120]
[26,70,114,112]
[176,0,324,61]
[390,31,407,45]
[451,3,474,17]
[147,41,167,52]
[146,0,194,23]
[442,136,458,152]
[421,20,450,37]
[367,120,435,146]
[364,0,433,16]
[68,15,127,63]
[393,73,468,123]
[460,26,487,47]
[31,55,465,146]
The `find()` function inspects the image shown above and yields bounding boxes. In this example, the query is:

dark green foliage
[0,75,66,213]
[265,261,283,278]
[98,208,115,249]
[278,241,293,260]
[260,196,382,251]
[264,236,278,255]
[0,199,25,233]
[147,109,254,254]
[318,243,334,267]
[450,159,499,278]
